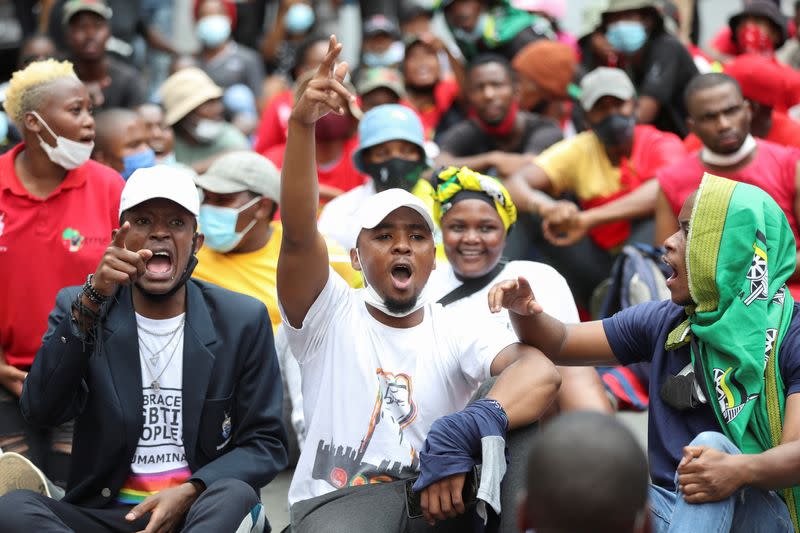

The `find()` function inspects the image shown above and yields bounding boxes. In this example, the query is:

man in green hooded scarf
[491,173,799,532]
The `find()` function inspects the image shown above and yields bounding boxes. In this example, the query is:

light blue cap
[352,104,428,173]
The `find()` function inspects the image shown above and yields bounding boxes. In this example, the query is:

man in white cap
[505,66,686,309]
[159,67,249,173]
[278,36,560,532]
[0,165,287,532]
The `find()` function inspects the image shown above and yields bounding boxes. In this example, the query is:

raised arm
[504,162,560,213]
[277,36,356,328]
[488,277,618,366]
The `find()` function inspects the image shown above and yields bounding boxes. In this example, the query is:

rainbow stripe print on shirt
[116,466,192,505]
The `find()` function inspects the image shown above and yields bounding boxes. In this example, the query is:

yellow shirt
[193,222,361,332]
[534,131,621,201]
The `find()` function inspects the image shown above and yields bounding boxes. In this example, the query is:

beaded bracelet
[82,274,108,305]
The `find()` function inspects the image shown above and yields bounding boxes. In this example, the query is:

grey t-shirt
[438,111,563,157]
[200,42,265,99]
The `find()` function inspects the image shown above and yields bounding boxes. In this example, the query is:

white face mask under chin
[701,134,757,167]
[31,111,94,170]
[356,248,429,319]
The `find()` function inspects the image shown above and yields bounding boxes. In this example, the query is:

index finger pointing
[113,222,130,249]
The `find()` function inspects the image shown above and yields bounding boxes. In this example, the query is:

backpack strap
[438,259,509,307]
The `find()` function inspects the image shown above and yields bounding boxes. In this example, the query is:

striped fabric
[116,466,192,505]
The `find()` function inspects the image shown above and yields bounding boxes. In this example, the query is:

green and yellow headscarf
[433,166,517,233]
[678,173,798,529]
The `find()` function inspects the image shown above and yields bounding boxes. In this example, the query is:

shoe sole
[0,452,51,497]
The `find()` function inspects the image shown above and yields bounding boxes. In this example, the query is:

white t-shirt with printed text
[117,313,191,505]
[281,269,517,506]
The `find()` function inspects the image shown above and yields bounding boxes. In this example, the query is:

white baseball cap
[357,188,435,233]
[119,165,200,219]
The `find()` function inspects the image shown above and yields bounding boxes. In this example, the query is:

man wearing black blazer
[0,165,287,532]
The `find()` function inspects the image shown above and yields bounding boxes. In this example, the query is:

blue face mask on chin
[199,195,262,253]
[121,148,156,180]
[606,20,648,54]
[196,15,231,48]
[362,41,405,67]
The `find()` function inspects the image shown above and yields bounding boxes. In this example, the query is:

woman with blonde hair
[0,59,123,493]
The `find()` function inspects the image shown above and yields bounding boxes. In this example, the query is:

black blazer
[21,280,288,507]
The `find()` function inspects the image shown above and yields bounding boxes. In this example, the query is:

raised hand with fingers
[488,276,543,316]
[290,35,356,126]
[91,222,154,298]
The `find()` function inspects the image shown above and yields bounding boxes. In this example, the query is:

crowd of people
[1,0,800,532]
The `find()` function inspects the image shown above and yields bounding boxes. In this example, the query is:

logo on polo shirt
[62,227,85,252]
[0,211,5,238]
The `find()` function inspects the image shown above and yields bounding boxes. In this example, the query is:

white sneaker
[0,452,51,497]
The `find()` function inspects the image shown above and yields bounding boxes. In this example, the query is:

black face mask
[591,113,636,147]
[363,157,426,192]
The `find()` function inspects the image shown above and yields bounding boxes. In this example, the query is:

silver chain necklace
[138,319,184,366]
[139,320,184,393]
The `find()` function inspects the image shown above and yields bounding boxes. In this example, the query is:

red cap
[724,54,800,112]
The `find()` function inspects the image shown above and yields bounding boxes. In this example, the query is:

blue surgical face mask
[285,3,315,35]
[451,13,488,44]
[196,15,231,48]
[606,20,647,54]
[362,41,404,67]
[121,148,156,180]
[199,195,262,253]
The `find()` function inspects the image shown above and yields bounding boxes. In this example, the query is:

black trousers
[0,478,260,533]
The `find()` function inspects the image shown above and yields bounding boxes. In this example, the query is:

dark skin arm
[677,394,800,502]
[435,150,531,179]
[277,36,353,328]
[260,0,298,64]
[488,276,619,367]
[636,95,661,125]
[542,179,659,247]
[144,24,178,56]
[0,347,25,398]
[504,162,559,215]
[421,342,561,525]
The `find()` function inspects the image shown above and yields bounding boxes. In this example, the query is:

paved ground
[261,411,649,532]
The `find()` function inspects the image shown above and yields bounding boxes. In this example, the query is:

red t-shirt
[658,139,800,237]
[0,144,124,367]
[253,89,294,155]
[684,113,800,152]
[582,125,686,249]
[264,137,368,197]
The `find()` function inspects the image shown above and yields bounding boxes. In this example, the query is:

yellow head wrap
[433,166,517,232]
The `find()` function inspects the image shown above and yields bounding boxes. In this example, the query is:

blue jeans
[649,431,793,533]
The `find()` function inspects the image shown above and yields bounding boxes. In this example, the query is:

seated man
[492,173,800,532]
[436,53,563,180]
[159,67,249,174]
[0,165,288,532]
[655,73,800,297]
[519,411,649,533]
[92,108,156,179]
[506,67,685,307]
[279,37,560,532]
